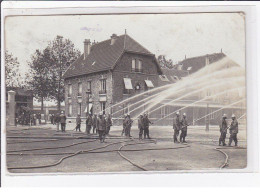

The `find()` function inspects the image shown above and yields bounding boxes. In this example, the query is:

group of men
[173,112,189,143]
[54,109,239,146]
[75,113,112,143]
[219,114,239,146]
[121,114,133,137]
[138,113,153,140]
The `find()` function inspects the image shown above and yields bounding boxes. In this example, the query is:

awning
[159,75,169,82]
[123,78,133,89]
[84,103,93,113]
[187,66,192,71]
[145,80,154,88]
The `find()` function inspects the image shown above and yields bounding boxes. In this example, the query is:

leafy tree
[27,48,53,111]
[5,50,24,87]
[47,36,81,111]
[157,55,176,69]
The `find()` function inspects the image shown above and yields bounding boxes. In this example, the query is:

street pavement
[5,123,247,174]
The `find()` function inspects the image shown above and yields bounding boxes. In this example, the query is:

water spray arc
[153,88,245,124]
[136,77,245,120]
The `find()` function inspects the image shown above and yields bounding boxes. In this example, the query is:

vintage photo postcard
[4,12,247,174]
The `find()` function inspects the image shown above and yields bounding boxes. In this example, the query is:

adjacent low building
[6,87,33,125]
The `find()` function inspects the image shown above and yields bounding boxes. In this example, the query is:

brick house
[63,33,162,123]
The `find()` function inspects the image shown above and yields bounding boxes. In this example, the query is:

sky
[5,13,245,78]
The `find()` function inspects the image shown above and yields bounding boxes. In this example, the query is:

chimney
[185,55,186,59]
[221,48,223,53]
[110,34,118,45]
[84,39,91,60]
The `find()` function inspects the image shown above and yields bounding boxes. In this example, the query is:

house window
[87,81,91,93]
[68,103,72,117]
[100,102,106,114]
[137,60,143,72]
[78,82,82,96]
[161,106,169,118]
[132,59,136,70]
[68,84,72,97]
[78,103,81,116]
[131,59,143,73]
[210,109,215,119]
[100,79,106,94]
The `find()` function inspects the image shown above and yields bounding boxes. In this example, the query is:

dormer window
[131,59,143,73]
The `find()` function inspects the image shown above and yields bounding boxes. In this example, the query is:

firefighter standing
[92,114,97,134]
[125,114,133,137]
[86,113,92,134]
[228,114,238,146]
[180,113,189,143]
[143,113,152,139]
[97,113,106,143]
[76,114,81,132]
[173,112,181,143]
[138,114,144,140]
[60,111,67,132]
[219,114,228,146]
[121,114,127,136]
[106,114,112,135]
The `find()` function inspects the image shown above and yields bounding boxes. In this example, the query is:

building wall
[64,71,113,122]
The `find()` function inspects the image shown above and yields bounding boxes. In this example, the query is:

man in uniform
[173,112,181,143]
[143,113,152,139]
[86,113,92,134]
[138,114,144,140]
[219,114,228,146]
[106,114,112,135]
[228,114,238,146]
[76,114,82,132]
[125,114,133,137]
[60,111,67,132]
[97,113,106,143]
[121,114,127,136]
[180,113,189,143]
[92,114,97,134]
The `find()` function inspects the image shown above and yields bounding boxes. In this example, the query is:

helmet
[61,111,64,114]
[223,114,227,118]
[183,113,186,116]
[176,112,180,115]
[99,112,103,116]
[232,114,236,118]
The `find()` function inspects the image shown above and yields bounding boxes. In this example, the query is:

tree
[27,48,53,111]
[47,36,81,111]
[5,50,24,87]
[157,55,176,69]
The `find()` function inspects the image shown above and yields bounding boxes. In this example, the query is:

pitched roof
[178,53,227,74]
[63,34,154,78]
[158,68,189,86]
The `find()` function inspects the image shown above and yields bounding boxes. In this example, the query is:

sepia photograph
[4,12,247,174]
